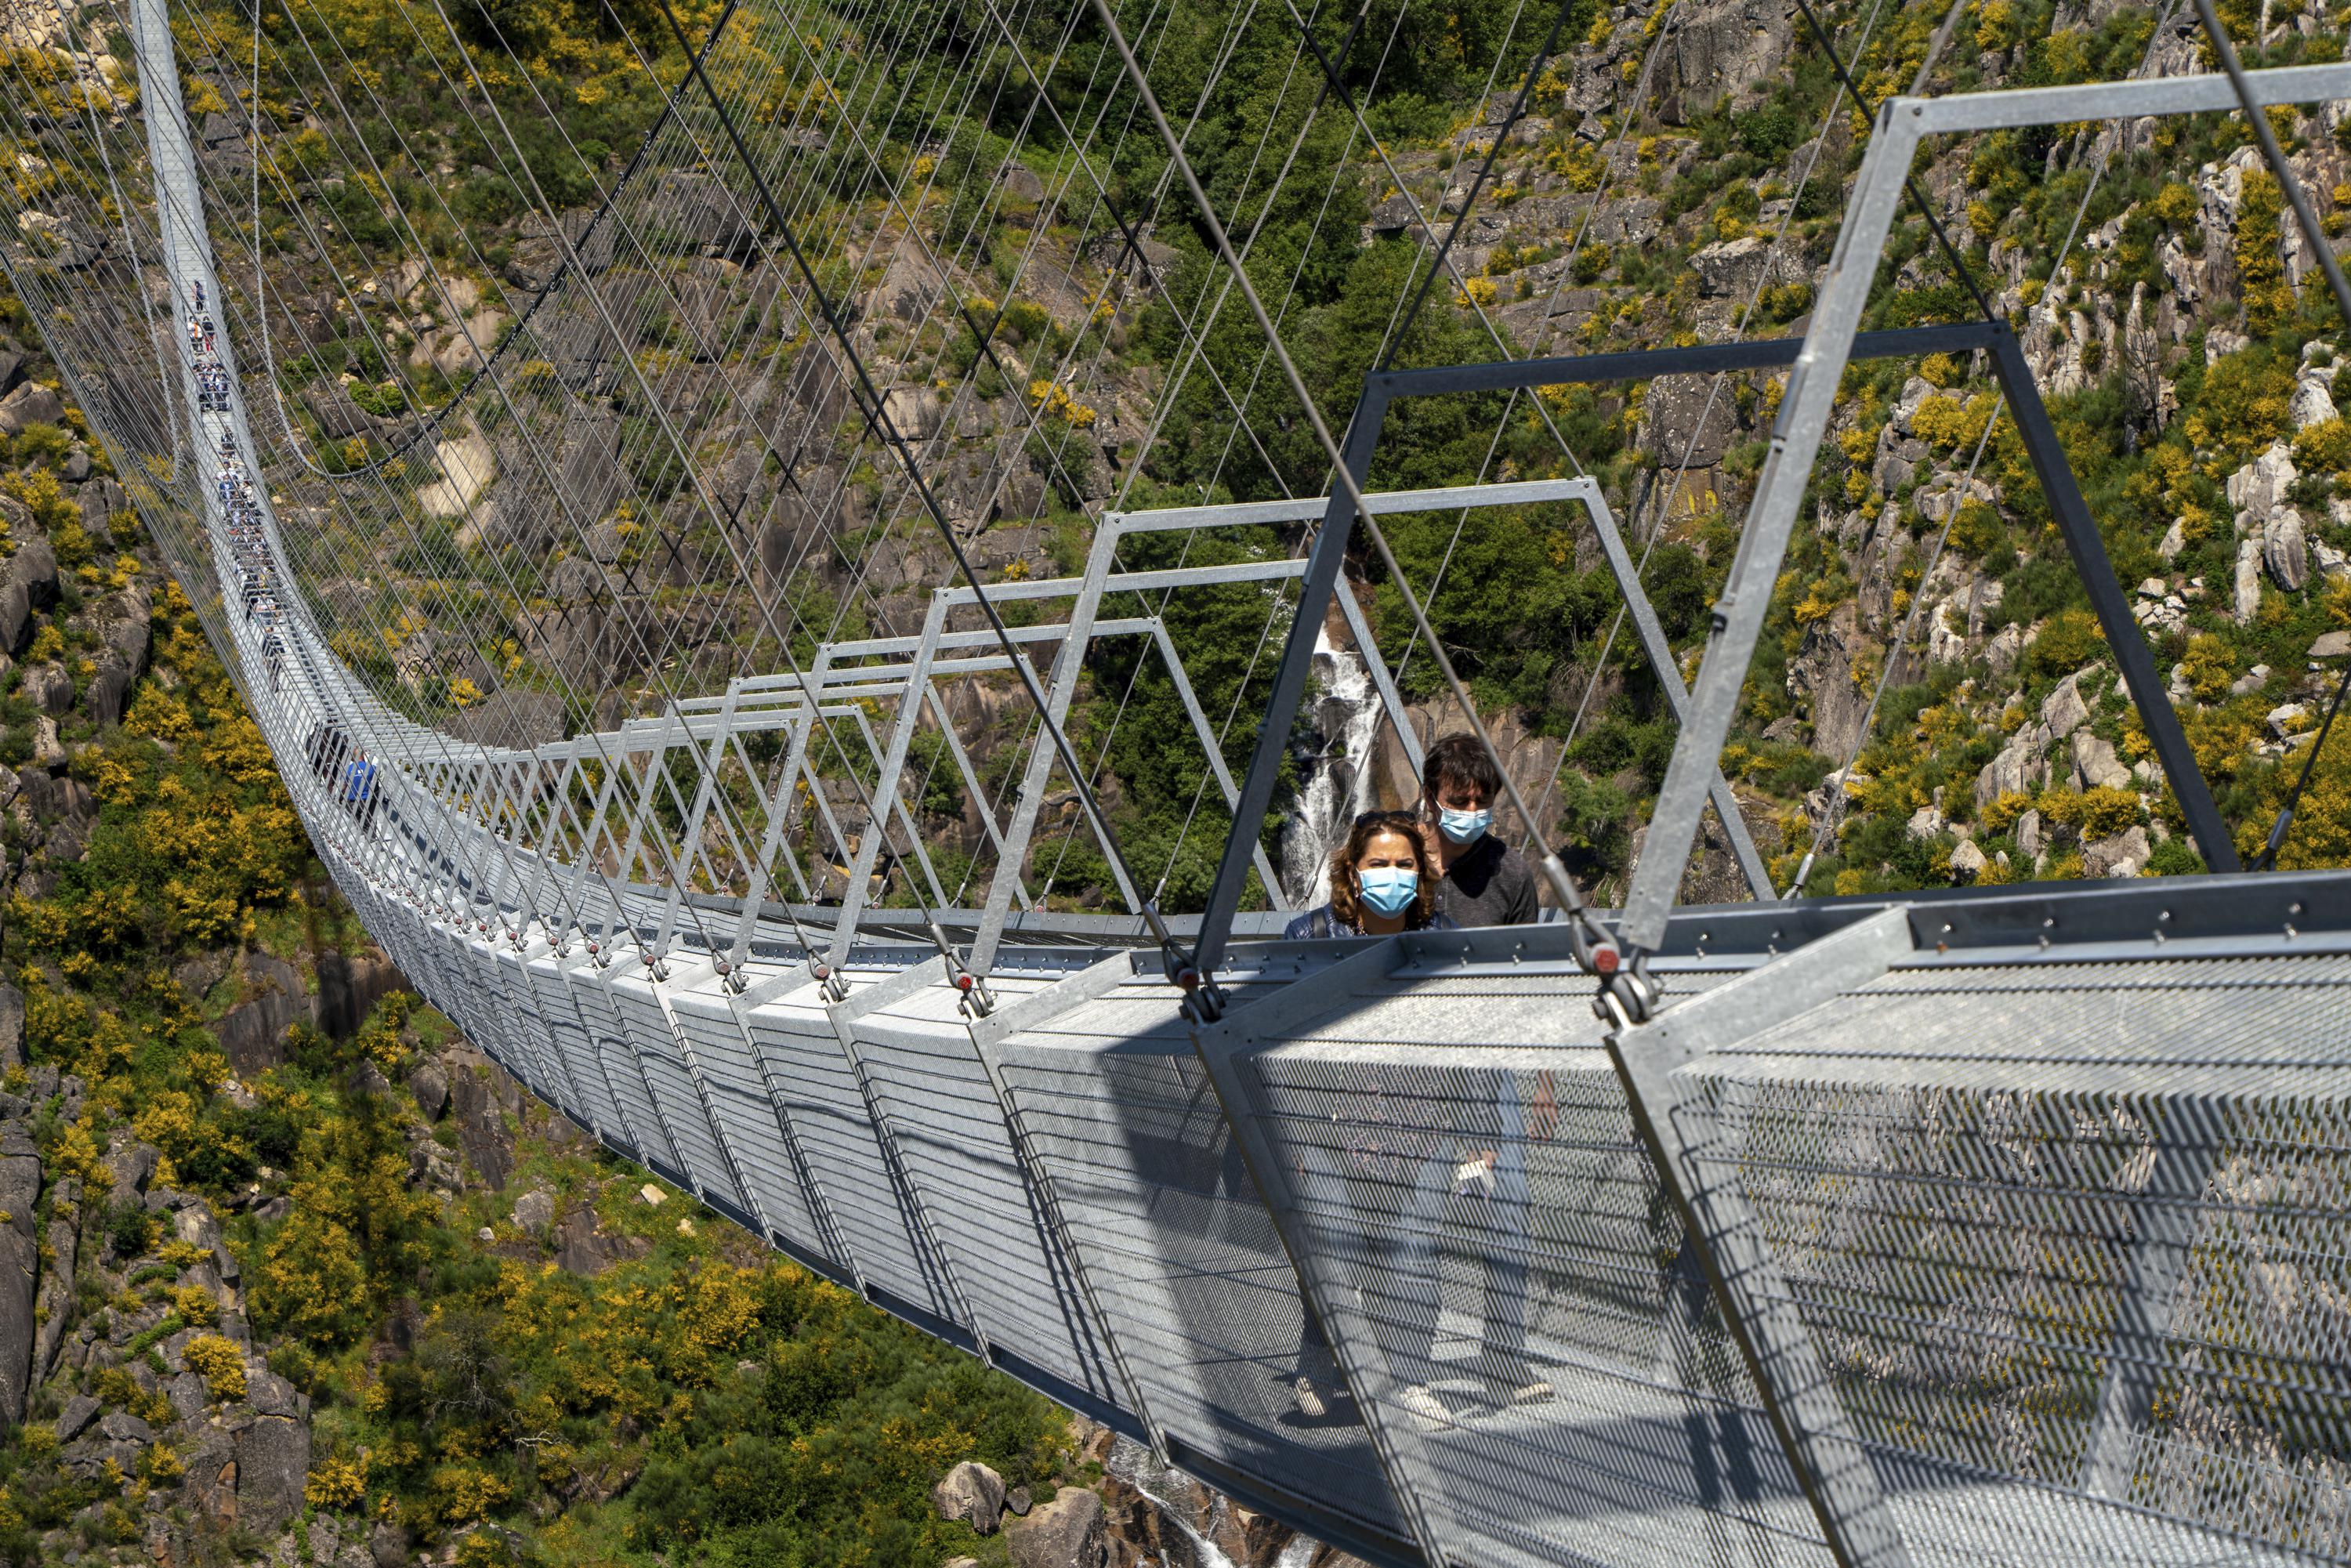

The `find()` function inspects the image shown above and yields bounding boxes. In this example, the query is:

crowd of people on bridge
[214,440,284,691]
[189,280,372,832]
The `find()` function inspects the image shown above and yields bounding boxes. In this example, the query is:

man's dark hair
[1422,733,1502,802]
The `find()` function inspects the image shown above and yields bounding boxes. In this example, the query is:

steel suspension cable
[1522,0,1899,854]
[636,0,1191,991]
[1087,0,1622,990]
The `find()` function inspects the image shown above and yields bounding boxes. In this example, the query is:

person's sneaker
[1398,1383,1456,1432]
[1510,1379,1556,1405]
[1292,1376,1330,1419]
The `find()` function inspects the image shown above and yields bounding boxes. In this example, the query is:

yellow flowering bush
[168,1284,219,1327]
[306,1454,369,1508]
[182,1334,247,1402]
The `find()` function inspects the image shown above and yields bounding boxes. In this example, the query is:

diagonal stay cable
[1524,0,1910,858]
[1788,0,1993,321]
[1264,0,1779,902]
[677,0,1189,907]
[1085,0,1620,980]
[1033,0,1400,903]
[1065,0,1424,905]
[241,0,741,480]
[2256,651,2351,868]
[1789,0,2171,897]
[416,0,962,968]
[2210,17,2335,212]
[642,0,1187,987]
[1371,0,1579,373]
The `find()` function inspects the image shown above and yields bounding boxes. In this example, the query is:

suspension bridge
[1,0,2348,1560]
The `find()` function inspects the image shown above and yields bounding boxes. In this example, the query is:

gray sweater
[1433,835,1539,928]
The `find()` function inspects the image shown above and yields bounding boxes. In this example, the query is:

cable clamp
[1155,922,1224,1023]
[954,966,996,1019]
[1170,958,1225,1024]
[1598,958,1657,1028]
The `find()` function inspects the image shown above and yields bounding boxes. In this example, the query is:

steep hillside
[9,0,2351,1558]
[0,315,1378,1568]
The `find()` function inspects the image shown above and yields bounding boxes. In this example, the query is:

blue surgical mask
[1437,806,1492,845]
[1357,867,1418,917]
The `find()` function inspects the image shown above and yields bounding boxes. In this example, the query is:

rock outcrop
[0,1117,38,1422]
[932,1458,1009,1534]
[1009,1486,1106,1568]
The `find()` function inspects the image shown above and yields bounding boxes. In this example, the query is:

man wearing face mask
[1419,733,1538,928]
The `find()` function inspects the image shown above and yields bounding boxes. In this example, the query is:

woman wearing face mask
[1283,812,1455,940]
[1279,811,1454,1423]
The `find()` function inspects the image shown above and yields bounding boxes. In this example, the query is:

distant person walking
[344,749,379,832]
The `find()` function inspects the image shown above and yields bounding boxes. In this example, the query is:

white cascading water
[1108,1439,1244,1568]
[1280,619,1386,911]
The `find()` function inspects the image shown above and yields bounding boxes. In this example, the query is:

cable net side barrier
[5,0,2351,1561]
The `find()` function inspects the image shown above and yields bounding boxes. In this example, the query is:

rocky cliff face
[927,1421,1380,1568]
[4,1063,313,1560]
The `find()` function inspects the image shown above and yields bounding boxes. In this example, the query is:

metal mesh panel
[389,924,444,1030]
[605,980,745,1213]
[567,973,683,1176]
[1674,952,2351,1563]
[1215,968,1838,1568]
[456,942,518,1073]
[349,885,409,978]
[476,948,545,1085]
[505,956,585,1114]
[419,929,487,1052]
[991,959,1415,1553]
[488,954,585,1127]
[447,940,513,1072]
[394,922,454,1028]
[524,957,632,1146]
[449,938,513,1069]
[374,899,429,984]
[666,988,829,1262]
[737,975,964,1325]
[1201,940,2349,1568]
[850,969,1123,1408]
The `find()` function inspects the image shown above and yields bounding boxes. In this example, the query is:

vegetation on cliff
[0,320,1073,1567]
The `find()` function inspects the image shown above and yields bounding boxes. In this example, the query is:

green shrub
[107,1199,151,1260]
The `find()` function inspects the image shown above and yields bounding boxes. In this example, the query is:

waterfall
[1107,1439,1244,1568]
[1280,618,1385,911]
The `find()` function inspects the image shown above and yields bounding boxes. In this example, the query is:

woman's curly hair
[1326,811,1439,932]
